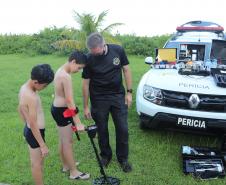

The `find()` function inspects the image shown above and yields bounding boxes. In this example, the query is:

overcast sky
[0,0,225,36]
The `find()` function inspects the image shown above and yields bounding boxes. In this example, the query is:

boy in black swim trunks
[18,64,54,185]
[51,51,90,180]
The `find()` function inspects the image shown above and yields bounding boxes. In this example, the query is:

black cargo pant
[91,94,128,163]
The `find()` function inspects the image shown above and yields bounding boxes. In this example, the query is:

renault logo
[188,94,200,109]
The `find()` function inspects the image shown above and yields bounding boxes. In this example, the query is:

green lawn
[0,54,225,185]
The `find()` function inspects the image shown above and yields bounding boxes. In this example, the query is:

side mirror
[145,57,153,65]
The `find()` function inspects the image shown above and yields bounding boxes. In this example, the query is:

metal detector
[86,125,120,185]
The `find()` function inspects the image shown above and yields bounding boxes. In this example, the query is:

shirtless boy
[18,64,54,185]
[51,51,90,180]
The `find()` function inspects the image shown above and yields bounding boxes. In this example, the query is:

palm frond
[102,23,124,33]
[73,11,83,25]
[95,10,108,28]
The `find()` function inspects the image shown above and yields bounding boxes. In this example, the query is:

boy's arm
[27,95,48,156]
[62,75,82,125]
[62,75,76,109]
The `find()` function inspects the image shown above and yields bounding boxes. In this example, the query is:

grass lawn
[0,54,225,185]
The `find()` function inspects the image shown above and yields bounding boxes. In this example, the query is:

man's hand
[84,107,92,119]
[40,144,49,158]
[76,123,85,132]
[125,93,132,108]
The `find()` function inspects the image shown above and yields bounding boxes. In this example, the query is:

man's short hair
[86,32,105,49]
[31,64,54,84]
[68,50,87,65]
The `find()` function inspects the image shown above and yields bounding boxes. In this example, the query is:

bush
[0,27,78,55]
[0,34,33,54]
[29,27,78,55]
[52,40,82,55]
[116,34,171,57]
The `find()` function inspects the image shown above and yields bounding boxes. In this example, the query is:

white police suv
[136,21,226,134]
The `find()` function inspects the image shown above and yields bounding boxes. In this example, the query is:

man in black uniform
[82,32,133,172]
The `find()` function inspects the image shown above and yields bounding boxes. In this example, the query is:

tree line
[0,28,170,56]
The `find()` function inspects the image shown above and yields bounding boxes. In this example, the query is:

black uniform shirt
[82,44,129,100]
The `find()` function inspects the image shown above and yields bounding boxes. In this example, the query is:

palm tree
[73,10,123,49]
[74,10,123,36]
[53,10,123,53]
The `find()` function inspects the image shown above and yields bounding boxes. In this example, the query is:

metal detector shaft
[86,125,120,185]
[88,136,108,180]
[71,120,80,141]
